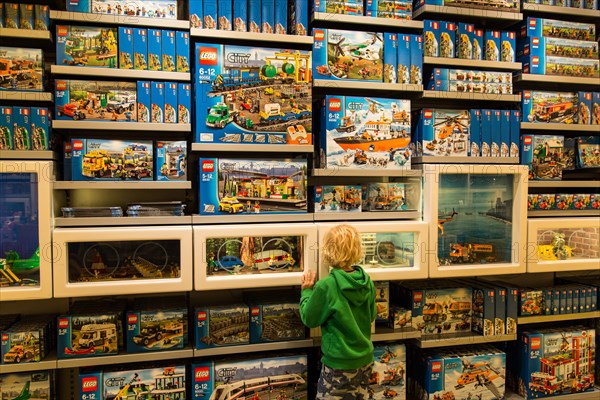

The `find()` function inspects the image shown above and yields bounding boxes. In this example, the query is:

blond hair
[322,224,364,269]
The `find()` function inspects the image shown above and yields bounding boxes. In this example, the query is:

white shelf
[0,91,53,102]
[0,150,55,160]
[522,2,600,19]
[49,10,190,29]
[413,5,522,21]
[51,120,191,131]
[519,311,600,325]
[0,354,57,373]
[372,327,421,342]
[313,211,420,221]
[54,181,191,190]
[191,28,313,44]
[528,181,600,189]
[313,80,422,92]
[414,333,517,349]
[0,28,51,40]
[520,122,600,132]
[193,213,313,224]
[54,216,192,227]
[312,12,423,30]
[51,65,190,81]
[424,57,522,71]
[312,168,422,177]
[412,156,519,164]
[528,210,600,218]
[514,73,600,86]
[194,339,314,357]
[56,348,194,369]
[192,143,314,153]
[421,91,521,102]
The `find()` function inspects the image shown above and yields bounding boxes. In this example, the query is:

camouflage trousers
[315,362,374,400]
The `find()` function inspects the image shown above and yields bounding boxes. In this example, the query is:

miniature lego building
[195,305,250,348]
[0,47,44,91]
[56,25,118,68]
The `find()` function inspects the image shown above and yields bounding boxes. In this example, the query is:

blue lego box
[455,23,474,60]
[164,82,178,124]
[521,17,596,41]
[518,35,599,67]
[576,91,593,125]
[313,29,383,82]
[500,284,519,334]
[66,138,153,181]
[12,107,30,150]
[315,185,362,212]
[384,33,398,84]
[521,90,578,124]
[577,136,600,168]
[439,21,455,58]
[4,3,18,29]
[501,110,511,157]
[289,0,308,35]
[375,281,389,324]
[573,193,591,210]
[474,28,484,60]
[423,20,439,57]
[419,109,469,157]
[397,34,411,84]
[493,286,507,335]
[594,92,600,125]
[148,29,162,71]
[501,31,516,62]
[125,305,187,353]
[519,53,599,78]
[199,158,308,215]
[519,289,544,315]
[410,34,423,84]
[56,25,118,68]
[151,81,165,123]
[262,0,275,33]
[118,27,134,69]
[0,371,53,398]
[470,109,481,157]
[157,140,187,181]
[510,110,520,158]
[194,43,312,145]
[66,1,178,19]
[248,0,261,32]
[275,0,288,34]
[520,134,564,180]
[472,287,495,337]
[190,0,204,28]
[30,107,50,150]
[176,31,190,73]
[233,0,247,31]
[133,28,148,70]
[371,344,406,399]
[19,3,34,30]
[57,313,120,358]
[162,30,176,72]
[218,0,233,30]
[195,305,249,348]
[555,193,574,210]
[491,109,502,158]
[316,0,364,14]
[177,83,191,124]
[249,302,305,343]
[203,0,218,29]
[137,81,151,122]
[319,96,411,170]
[481,109,492,157]
[34,4,49,30]
[0,4,3,29]
[484,30,501,61]
[0,107,13,150]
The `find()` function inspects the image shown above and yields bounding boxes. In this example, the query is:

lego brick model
[56,25,118,68]
[19,3,34,30]
[55,80,137,122]
[418,109,470,157]
[118,27,134,69]
[522,90,578,124]
[178,83,191,124]
[315,185,362,212]
[313,29,383,82]
[249,302,305,343]
[176,31,190,72]
[156,140,187,181]
[0,47,44,91]
[148,29,162,71]
[192,354,308,399]
[12,107,31,150]
[521,17,596,42]
[0,106,13,150]
[319,96,411,169]
[195,305,249,348]
[356,229,415,269]
[248,0,261,32]
[194,43,312,145]
[35,4,50,30]
[577,136,600,168]
[520,134,565,180]
[371,344,406,399]
[0,371,53,399]
[67,0,178,19]
[57,312,120,358]
[30,107,50,150]
[133,28,148,70]
[289,0,308,35]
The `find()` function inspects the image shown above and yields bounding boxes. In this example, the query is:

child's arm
[369,280,377,323]
[299,272,332,328]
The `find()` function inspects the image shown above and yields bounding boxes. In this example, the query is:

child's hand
[301,269,316,290]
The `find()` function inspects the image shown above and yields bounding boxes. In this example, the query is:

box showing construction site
[194,44,312,146]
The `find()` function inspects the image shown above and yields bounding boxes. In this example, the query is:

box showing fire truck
[55,80,137,122]
[67,0,178,19]
[0,47,44,91]
[371,343,406,400]
[319,95,411,170]
[522,90,578,124]
[194,43,312,146]
[518,328,596,399]
[520,134,565,180]
[56,25,118,68]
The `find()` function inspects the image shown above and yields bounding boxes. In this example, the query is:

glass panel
[438,174,514,265]
[206,235,304,276]
[0,172,40,288]
[536,228,599,261]
[67,240,181,283]
[359,232,416,269]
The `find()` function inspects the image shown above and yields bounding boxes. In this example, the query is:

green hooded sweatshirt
[300,266,376,370]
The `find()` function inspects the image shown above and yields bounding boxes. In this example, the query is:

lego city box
[577,136,600,168]
[55,80,137,122]
[178,83,191,124]
[194,43,312,146]
[35,4,50,31]
[521,90,578,124]
[415,0,519,12]
[0,47,44,91]
[162,30,176,72]
[156,140,187,181]
[289,0,308,35]
[519,53,599,79]
[0,371,53,399]
[576,91,593,125]
[520,134,565,180]
[4,3,18,29]
[418,109,470,157]
[194,305,250,349]
[30,107,50,150]
[313,28,383,82]
[1,327,46,364]
[147,29,162,71]
[12,107,31,150]
[67,0,178,19]
[594,92,600,125]
[520,17,596,42]
[0,106,13,150]
[319,95,411,170]
[249,302,305,343]
[176,31,190,72]
[57,313,121,358]
[371,343,406,399]
[314,185,362,213]
[126,303,187,353]
[118,27,134,69]
[198,157,308,215]
[56,25,118,68]
[19,3,34,30]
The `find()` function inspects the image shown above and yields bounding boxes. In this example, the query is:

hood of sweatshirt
[330,267,372,306]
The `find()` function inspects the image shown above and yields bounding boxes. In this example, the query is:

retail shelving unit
[54,215,193,227]
[412,4,523,23]
[193,339,314,357]
[49,10,190,29]
[312,12,424,29]
[412,156,520,164]
[520,123,600,132]
[0,150,55,160]
[413,333,517,349]
[0,28,52,40]
[50,65,191,81]
[0,353,58,374]
[192,214,313,224]
[514,73,600,87]
[56,348,194,369]
[423,57,522,71]
[313,80,423,92]
[190,28,314,45]
[191,143,314,153]
[519,311,600,325]
[0,91,53,101]
[51,120,192,131]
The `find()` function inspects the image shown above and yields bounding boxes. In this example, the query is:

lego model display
[359,231,414,269]
[0,47,44,91]
[371,344,406,400]
[199,158,307,215]
[67,0,178,19]
[195,305,249,348]
[0,371,53,399]
[319,96,411,170]
[313,29,383,82]
[79,365,186,399]
[520,135,565,180]
[535,228,599,261]
[195,43,312,146]
[437,173,514,265]
[416,109,470,157]
[156,141,187,181]
[192,354,308,399]
[55,80,137,122]
[56,25,118,68]
[249,302,305,343]
[415,0,519,12]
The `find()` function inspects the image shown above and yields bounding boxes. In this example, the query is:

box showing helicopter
[313,29,383,82]
[416,109,470,157]
[67,1,178,19]
[371,343,406,399]
[320,96,411,170]
[0,371,54,400]
[194,43,312,146]
[520,134,565,180]
[56,25,118,68]
[0,46,44,91]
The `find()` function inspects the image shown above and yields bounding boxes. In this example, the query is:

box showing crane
[0,47,44,91]
[195,43,312,146]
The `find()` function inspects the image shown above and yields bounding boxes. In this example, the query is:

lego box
[0,371,53,399]
[397,34,411,84]
[156,140,187,181]
[30,107,50,151]
[67,1,178,19]
[190,0,203,28]
[19,3,34,30]
[133,28,148,70]
[195,305,249,348]
[164,81,178,123]
[521,17,596,42]
[418,109,470,157]
[194,43,312,146]
[248,0,261,32]
[576,91,593,125]
[320,96,411,170]
[520,134,565,180]
[203,0,217,29]
[384,32,398,84]
[218,0,233,30]
[126,308,187,353]
[137,80,151,122]
[176,31,190,73]
[12,107,31,150]
[289,0,308,35]
[439,21,455,59]
[178,83,191,124]
[4,3,18,29]
[0,107,13,150]
[162,30,176,72]
[249,302,305,343]
[0,47,44,91]
[118,27,134,69]
[522,90,578,124]
[371,343,406,399]
[57,313,120,358]
[423,20,440,58]
[151,81,165,123]
[56,25,118,68]
[147,29,162,71]
[455,23,474,60]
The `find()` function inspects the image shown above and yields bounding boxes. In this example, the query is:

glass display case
[316,221,429,281]
[0,161,53,300]
[194,223,318,290]
[527,218,600,273]
[53,226,192,297]
[422,165,528,277]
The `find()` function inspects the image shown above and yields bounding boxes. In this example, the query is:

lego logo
[153,30,160,36]
[156,83,163,89]
[431,361,442,373]
[504,111,510,116]
[390,34,396,40]
[169,32,174,37]
[125,28,132,34]
[524,91,531,99]
[195,367,211,382]
[530,19,536,27]
[467,25,474,32]
[202,160,215,173]
[531,337,541,350]
[328,99,341,112]
[128,315,138,324]
[198,311,207,321]
[493,31,500,38]
[424,111,432,119]
[314,30,325,41]
[432,22,438,29]
[316,187,322,194]
[508,32,515,39]
[532,38,539,46]
[58,318,70,328]
[169,83,177,89]
[532,56,539,64]
[39,109,47,116]
[476,30,483,36]
[251,307,260,316]
[585,93,592,100]
[524,137,532,145]
[57,81,67,91]
[57,26,68,36]
[3,108,12,115]
[414,291,423,302]
[82,377,98,392]
[183,33,189,38]
[64,142,72,152]
[199,47,218,66]
[143,83,150,88]
[495,111,500,116]
[448,24,455,30]
[2,334,8,341]
[184,84,191,90]
[140,29,146,35]
[417,36,422,43]
[21,109,29,116]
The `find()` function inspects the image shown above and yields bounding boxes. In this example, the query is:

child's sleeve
[369,280,377,323]
[299,281,332,328]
